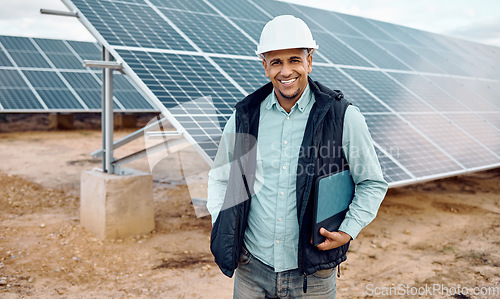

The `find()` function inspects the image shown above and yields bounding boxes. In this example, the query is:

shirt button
[276,240,280,244]
[280,191,284,195]
[286,116,290,120]
[278,217,282,222]
[284,140,288,145]
[282,166,287,170]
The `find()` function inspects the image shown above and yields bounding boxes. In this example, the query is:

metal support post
[104,49,114,173]
[101,46,106,172]
[84,49,123,174]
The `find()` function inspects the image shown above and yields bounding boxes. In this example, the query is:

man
[207,15,388,298]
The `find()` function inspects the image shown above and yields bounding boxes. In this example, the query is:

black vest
[210,77,351,278]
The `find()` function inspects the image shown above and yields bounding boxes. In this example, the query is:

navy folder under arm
[312,169,355,246]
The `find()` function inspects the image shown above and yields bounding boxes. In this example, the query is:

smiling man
[208,15,388,298]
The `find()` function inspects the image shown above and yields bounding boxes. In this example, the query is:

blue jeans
[234,246,336,298]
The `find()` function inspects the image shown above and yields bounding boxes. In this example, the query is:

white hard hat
[256,15,318,59]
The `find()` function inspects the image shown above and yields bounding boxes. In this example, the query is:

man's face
[262,48,313,105]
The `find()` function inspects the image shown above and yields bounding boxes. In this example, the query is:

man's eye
[291,59,300,63]
[271,61,281,66]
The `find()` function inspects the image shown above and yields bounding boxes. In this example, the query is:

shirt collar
[265,83,313,113]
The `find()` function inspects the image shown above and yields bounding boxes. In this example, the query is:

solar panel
[426,76,498,112]
[0,69,42,110]
[210,57,267,94]
[477,113,500,131]
[375,41,444,74]
[401,114,500,168]
[63,0,500,186]
[343,69,433,112]
[311,66,389,113]
[0,35,155,112]
[365,114,463,177]
[208,0,269,21]
[445,113,500,154]
[312,31,373,67]
[158,8,257,56]
[335,13,396,42]
[388,72,469,112]
[374,147,413,184]
[303,10,363,38]
[342,36,412,70]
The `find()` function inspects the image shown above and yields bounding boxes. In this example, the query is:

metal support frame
[82,60,123,70]
[90,116,178,159]
[112,138,190,175]
[40,9,77,17]
[83,48,124,174]
[104,49,114,173]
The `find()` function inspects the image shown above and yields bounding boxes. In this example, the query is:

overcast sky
[0,0,499,47]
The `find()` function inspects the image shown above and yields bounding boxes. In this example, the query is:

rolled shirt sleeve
[338,105,388,239]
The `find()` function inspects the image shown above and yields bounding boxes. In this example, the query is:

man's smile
[278,77,298,87]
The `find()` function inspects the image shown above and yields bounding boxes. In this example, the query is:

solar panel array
[0,35,156,112]
[63,0,500,186]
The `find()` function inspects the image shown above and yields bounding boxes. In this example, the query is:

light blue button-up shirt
[207,82,388,272]
[243,84,314,271]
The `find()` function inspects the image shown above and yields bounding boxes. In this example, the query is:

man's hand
[316,228,351,251]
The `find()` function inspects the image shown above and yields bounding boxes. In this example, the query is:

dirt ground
[0,129,499,298]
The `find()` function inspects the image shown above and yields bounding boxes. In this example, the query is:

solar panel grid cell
[159,8,256,56]
[249,0,324,32]
[0,50,12,67]
[7,51,51,69]
[73,0,195,51]
[374,147,412,183]
[0,69,29,88]
[402,114,500,168]
[409,46,469,76]
[344,69,433,112]
[426,76,498,112]
[297,9,362,37]
[477,113,500,131]
[34,39,71,54]
[117,49,243,115]
[23,71,68,88]
[376,41,444,74]
[148,0,215,14]
[61,71,101,109]
[313,31,373,67]
[445,113,500,155]
[0,89,42,110]
[369,20,426,48]
[210,57,267,94]
[311,66,389,113]
[207,0,269,21]
[0,69,44,110]
[341,36,411,70]
[458,78,500,109]
[388,72,470,112]
[67,41,101,60]
[335,13,396,42]
[365,114,463,177]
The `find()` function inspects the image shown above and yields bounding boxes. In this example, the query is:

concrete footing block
[80,169,155,240]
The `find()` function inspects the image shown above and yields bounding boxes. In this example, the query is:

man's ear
[307,54,313,74]
[262,59,270,78]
